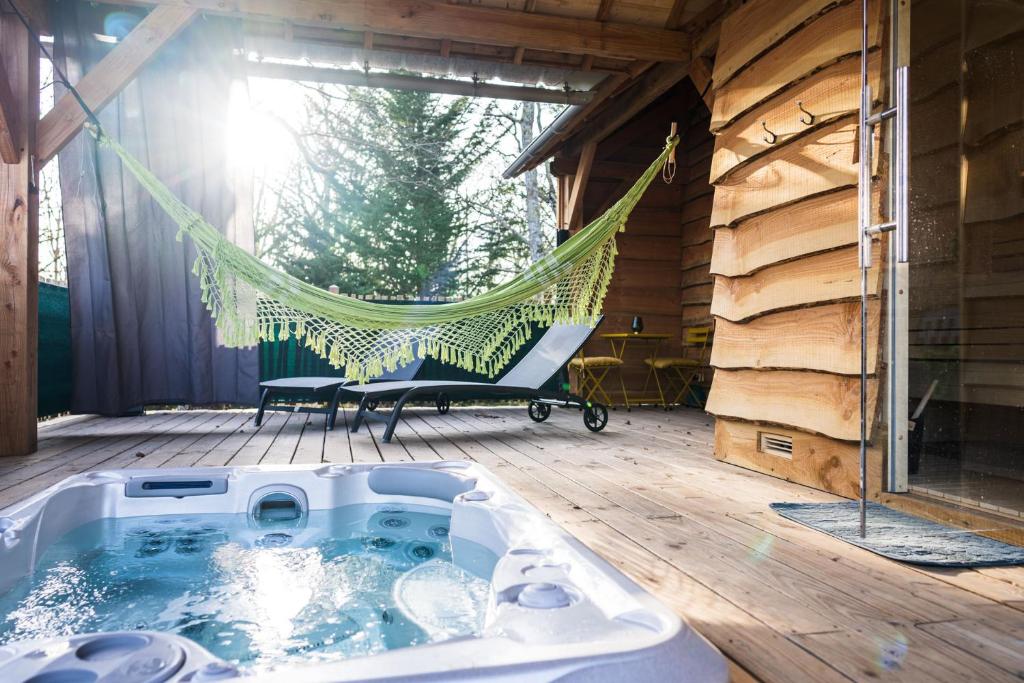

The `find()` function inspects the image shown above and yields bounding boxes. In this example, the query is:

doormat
[770,501,1024,567]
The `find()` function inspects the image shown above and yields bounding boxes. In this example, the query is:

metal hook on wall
[797,100,815,126]
[761,120,777,144]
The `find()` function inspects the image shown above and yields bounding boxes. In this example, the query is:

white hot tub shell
[0,462,728,682]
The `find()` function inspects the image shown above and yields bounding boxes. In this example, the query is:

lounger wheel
[528,401,551,422]
[583,403,608,432]
[366,399,380,412]
[436,394,451,415]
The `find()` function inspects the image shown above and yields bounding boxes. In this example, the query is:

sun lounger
[255,357,425,430]
[345,320,607,443]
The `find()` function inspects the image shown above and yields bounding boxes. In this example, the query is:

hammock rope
[90,125,677,382]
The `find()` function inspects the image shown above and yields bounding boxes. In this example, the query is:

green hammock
[92,125,677,382]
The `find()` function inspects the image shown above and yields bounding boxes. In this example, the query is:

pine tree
[262,85,526,298]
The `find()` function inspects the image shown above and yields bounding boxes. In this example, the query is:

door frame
[884,0,910,494]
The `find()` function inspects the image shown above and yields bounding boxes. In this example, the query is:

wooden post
[0,10,40,456]
[566,141,597,230]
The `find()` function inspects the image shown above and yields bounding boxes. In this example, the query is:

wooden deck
[4,405,1024,682]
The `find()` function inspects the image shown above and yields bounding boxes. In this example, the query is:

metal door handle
[896,65,909,263]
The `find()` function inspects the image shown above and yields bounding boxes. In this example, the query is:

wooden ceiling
[99,1,705,59]
[25,0,728,169]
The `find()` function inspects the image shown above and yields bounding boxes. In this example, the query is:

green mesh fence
[38,282,73,418]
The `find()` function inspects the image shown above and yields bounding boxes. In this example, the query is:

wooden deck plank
[259,413,306,465]
[322,411,353,464]
[344,406,383,464]
[225,412,290,466]
[95,411,231,471]
[4,406,1023,683]
[292,414,327,465]
[159,412,254,469]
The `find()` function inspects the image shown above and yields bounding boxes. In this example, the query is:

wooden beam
[0,57,19,163]
[688,55,713,110]
[566,141,597,229]
[246,61,595,105]
[550,156,646,178]
[664,0,690,29]
[564,61,691,156]
[36,5,198,165]
[0,12,39,456]
[101,0,692,62]
[243,20,634,76]
[511,0,537,65]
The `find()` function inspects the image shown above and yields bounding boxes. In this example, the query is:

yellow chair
[642,326,711,407]
[569,350,625,407]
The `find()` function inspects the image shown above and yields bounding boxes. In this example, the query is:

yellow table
[600,332,671,409]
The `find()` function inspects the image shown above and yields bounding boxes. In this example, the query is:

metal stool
[642,326,711,407]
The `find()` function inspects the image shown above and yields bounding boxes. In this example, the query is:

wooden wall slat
[682,312,714,327]
[706,369,877,441]
[715,418,884,499]
[710,244,880,323]
[711,301,879,375]
[711,0,842,88]
[710,188,870,277]
[710,117,860,228]
[682,241,714,270]
[682,219,713,246]
[681,263,712,287]
[681,283,714,305]
[710,0,881,130]
[710,53,881,183]
[614,234,682,262]
[682,193,715,223]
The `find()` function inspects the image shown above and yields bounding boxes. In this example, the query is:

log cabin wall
[703,0,886,498]
[679,104,717,399]
[554,81,715,405]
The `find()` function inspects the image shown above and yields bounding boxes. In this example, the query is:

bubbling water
[0,505,490,673]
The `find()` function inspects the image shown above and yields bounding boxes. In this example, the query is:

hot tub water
[0,504,491,673]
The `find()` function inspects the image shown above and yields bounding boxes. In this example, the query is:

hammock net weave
[93,126,677,382]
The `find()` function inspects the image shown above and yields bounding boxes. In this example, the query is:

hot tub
[0,463,727,682]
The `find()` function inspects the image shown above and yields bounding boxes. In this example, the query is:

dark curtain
[54,3,258,414]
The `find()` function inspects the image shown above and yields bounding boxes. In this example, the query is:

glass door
[895,0,1024,516]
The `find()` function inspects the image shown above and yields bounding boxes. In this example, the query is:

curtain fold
[54,3,258,414]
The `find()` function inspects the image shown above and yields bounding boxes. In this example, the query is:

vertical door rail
[858,0,910,536]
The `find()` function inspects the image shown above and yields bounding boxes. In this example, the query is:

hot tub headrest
[367,467,477,503]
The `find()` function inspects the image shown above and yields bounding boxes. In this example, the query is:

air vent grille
[758,432,793,459]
